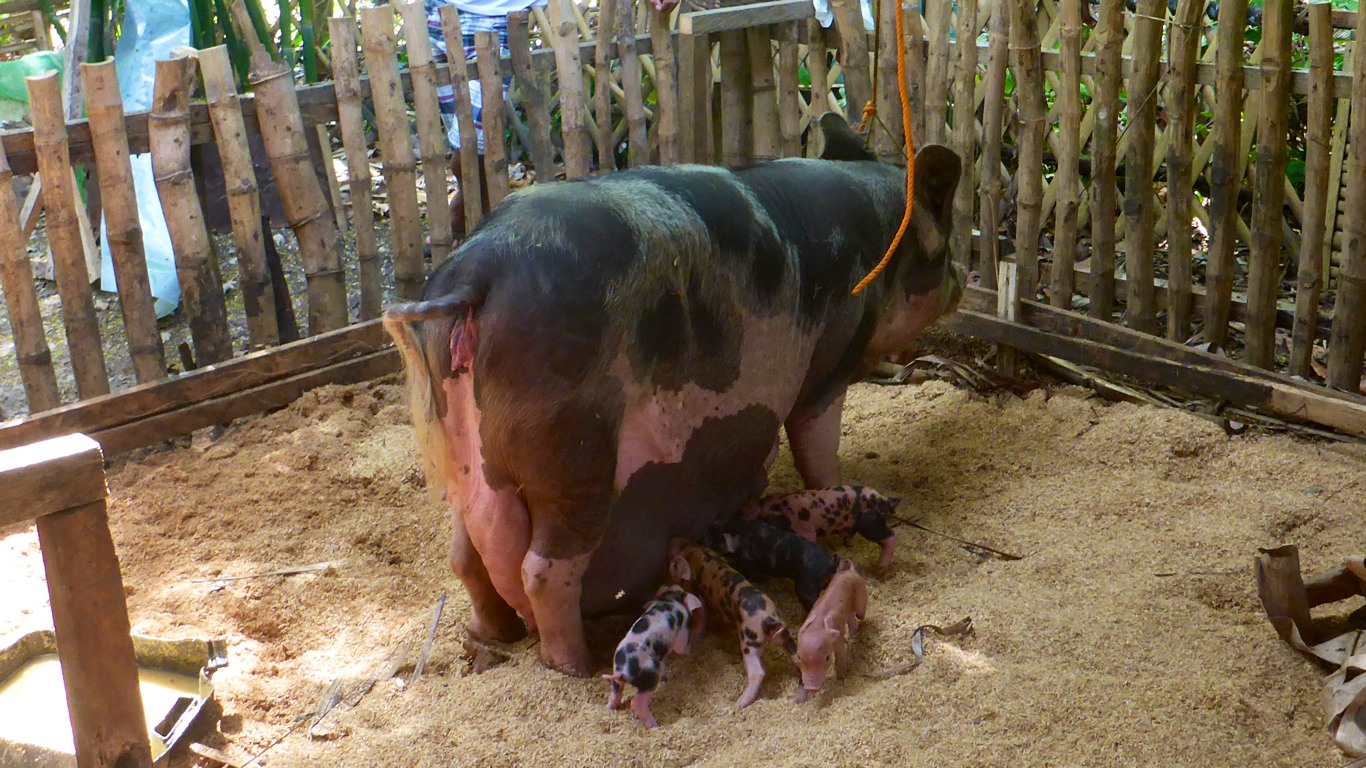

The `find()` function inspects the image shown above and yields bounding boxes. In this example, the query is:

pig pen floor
[2,375,1365,768]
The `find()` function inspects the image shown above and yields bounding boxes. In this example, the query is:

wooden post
[806,20,830,158]
[747,25,779,162]
[548,0,592,178]
[776,22,800,159]
[438,6,487,228]
[594,0,619,172]
[1164,0,1204,340]
[1204,0,1250,348]
[1290,2,1334,378]
[903,3,926,143]
[996,259,1021,377]
[950,0,979,268]
[1122,0,1163,335]
[329,17,383,321]
[0,434,153,768]
[1089,0,1123,321]
[651,6,681,165]
[977,1,1008,287]
[828,0,872,122]
[719,30,752,166]
[198,47,281,350]
[613,1,650,168]
[314,125,347,233]
[150,56,234,368]
[1048,0,1081,310]
[360,6,424,301]
[1009,0,1044,300]
[508,12,558,177]
[0,141,60,412]
[678,30,702,163]
[874,0,903,161]
[475,31,511,206]
[80,59,169,381]
[1327,3,1366,390]
[397,1,455,266]
[60,0,98,284]
[27,71,110,399]
[923,0,951,145]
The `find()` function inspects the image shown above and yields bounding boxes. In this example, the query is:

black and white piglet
[603,584,703,728]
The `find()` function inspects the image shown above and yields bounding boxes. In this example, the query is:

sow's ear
[912,144,962,225]
[818,112,876,162]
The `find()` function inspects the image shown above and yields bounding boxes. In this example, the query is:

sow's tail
[382,287,478,501]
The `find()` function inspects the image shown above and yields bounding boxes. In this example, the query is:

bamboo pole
[27,71,110,398]
[80,59,168,379]
[1010,0,1045,299]
[1164,0,1204,340]
[777,21,801,159]
[1290,2,1335,378]
[1089,0,1123,320]
[1122,0,1163,335]
[719,30,752,166]
[875,0,903,161]
[924,0,952,145]
[977,1,1008,287]
[360,6,424,301]
[198,47,280,350]
[1204,0,1250,348]
[439,6,487,227]
[508,12,558,177]
[829,0,871,122]
[651,6,681,165]
[747,25,779,162]
[315,125,348,233]
[548,0,592,178]
[594,0,618,171]
[329,17,382,321]
[1327,8,1366,390]
[397,1,454,266]
[149,56,233,368]
[474,32,511,206]
[1047,0,1080,309]
[951,0,980,268]
[806,20,830,158]
[903,4,926,143]
[0,140,59,411]
[1245,0,1293,368]
[678,30,704,163]
[613,0,650,167]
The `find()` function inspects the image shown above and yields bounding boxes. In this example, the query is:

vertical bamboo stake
[1048,0,1080,309]
[874,0,903,161]
[924,0,951,145]
[440,6,487,226]
[806,20,830,158]
[652,6,681,165]
[951,0,979,267]
[1089,0,1123,320]
[198,47,280,349]
[1204,0,1249,348]
[748,25,779,162]
[1327,6,1366,390]
[829,0,872,121]
[548,0,592,177]
[1290,2,1334,378]
[1245,0,1293,368]
[719,30,752,166]
[903,4,926,143]
[997,259,1021,376]
[315,125,348,232]
[1164,0,1204,339]
[27,71,110,397]
[777,22,801,158]
[0,141,60,411]
[475,31,511,206]
[361,6,425,301]
[149,56,233,368]
[678,30,702,163]
[977,1,1008,286]
[509,12,558,176]
[613,0,649,168]
[594,0,618,171]
[329,17,382,321]
[81,58,168,379]
[1010,0,1045,299]
[397,1,454,265]
[1123,0,1163,335]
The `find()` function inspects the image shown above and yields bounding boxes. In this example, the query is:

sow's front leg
[785,392,845,490]
[521,499,607,677]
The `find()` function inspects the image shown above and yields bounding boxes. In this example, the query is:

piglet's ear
[887,496,904,510]
[669,555,691,582]
[684,592,704,614]
[837,558,856,573]
[823,615,839,635]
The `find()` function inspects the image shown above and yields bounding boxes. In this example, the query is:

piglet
[604,584,703,729]
[669,539,796,709]
[708,518,842,611]
[740,485,901,570]
[794,559,868,702]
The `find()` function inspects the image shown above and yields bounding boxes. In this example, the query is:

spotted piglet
[708,518,842,611]
[794,559,868,702]
[604,585,703,728]
[740,485,901,570]
[669,539,796,709]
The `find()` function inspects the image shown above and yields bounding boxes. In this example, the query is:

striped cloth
[424,1,519,154]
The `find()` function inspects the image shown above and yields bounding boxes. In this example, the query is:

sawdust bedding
[2,351,1365,768]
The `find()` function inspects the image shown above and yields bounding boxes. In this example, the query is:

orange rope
[851,0,915,297]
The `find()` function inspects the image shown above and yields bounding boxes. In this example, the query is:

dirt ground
[2,369,1365,767]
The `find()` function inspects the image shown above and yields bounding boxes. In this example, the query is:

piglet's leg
[833,638,851,679]
[735,643,766,709]
[785,392,845,490]
[605,676,624,710]
[631,691,660,729]
[876,534,898,571]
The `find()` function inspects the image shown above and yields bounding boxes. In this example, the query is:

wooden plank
[1164,0,1204,340]
[397,1,454,265]
[36,498,154,768]
[678,0,813,35]
[1328,7,1366,390]
[747,24,779,161]
[594,0,619,172]
[508,11,558,176]
[315,124,347,233]
[923,0,951,145]
[719,30,752,166]
[0,433,104,526]
[1048,0,1081,309]
[1123,0,1163,336]
[902,4,926,143]
[652,6,681,165]
[828,0,871,123]
[1290,2,1334,378]
[873,0,902,162]
[613,0,649,168]
[329,17,383,321]
[1204,0,1249,348]
[438,5,486,231]
[950,0,980,265]
[678,30,705,163]
[996,260,1021,376]
[475,31,511,206]
[0,137,60,412]
[1089,0,1123,321]
[776,22,801,158]
[548,0,592,178]
[976,1,1008,286]
[0,319,389,454]
[1010,0,1045,299]
[805,20,831,158]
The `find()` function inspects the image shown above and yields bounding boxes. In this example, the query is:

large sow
[384,115,964,675]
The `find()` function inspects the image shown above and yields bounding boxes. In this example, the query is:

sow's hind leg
[448,505,527,644]
[785,391,846,490]
[520,496,611,678]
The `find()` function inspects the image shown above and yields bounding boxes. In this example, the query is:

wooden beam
[678,0,813,35]
[0,432,104,526]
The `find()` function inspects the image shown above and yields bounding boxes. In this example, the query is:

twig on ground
[888,514,1022,561]
[189,561,338,584]
[189,742,245,768]
[409,593,448,686]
